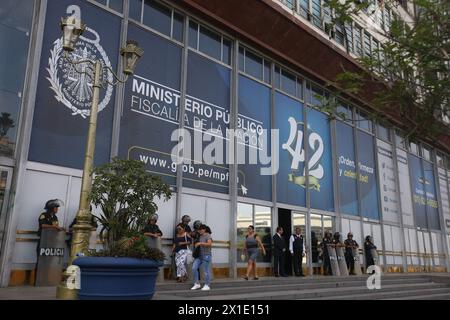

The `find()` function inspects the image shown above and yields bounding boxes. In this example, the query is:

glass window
[357,110,372,132]
[299,0,309,19]
[143,0,172,37]
[334,23,345,46]
[354,25,363,56]
[188,21,198,49]
[238,46,245,71]
[364,32,371,58]
[244,49,263,80]
[395,130,406,149]
[222,39,231,65]
[422,146,431,161]
[345,22,353,53]
[199,25,222,61]
[237,203,272,264]
[237,203,253,262]
[0,0,34,157]
[436,153,445,168]
[129,0,142,21]
[409,141,419,155]
[108,0,123,13]
[377,123,390,141]
[311,85,323,107]
[296,78,303,100]
[337,103,352,121]
[172,12,184,42]
[254,206,272,263]
[311,0,322,28]
[274,66,281,89]
[281,69,296,97]
[263,60,271,84]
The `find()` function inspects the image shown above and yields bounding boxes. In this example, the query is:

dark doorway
[277,208,292,276]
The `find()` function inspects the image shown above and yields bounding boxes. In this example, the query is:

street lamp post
[55,15,143,300]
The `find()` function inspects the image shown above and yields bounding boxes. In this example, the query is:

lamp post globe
[60,16,85,52]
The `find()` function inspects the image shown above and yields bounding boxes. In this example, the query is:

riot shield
[327,244,340,276]
[336,246,349,276]
[35,228,66,286]
[352,247,362,275]
[371,248,379,265]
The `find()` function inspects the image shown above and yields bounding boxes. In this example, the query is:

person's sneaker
[201,285,210,291]
[191,283,201,290]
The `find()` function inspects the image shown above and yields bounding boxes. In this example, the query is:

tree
[0,113,15,138]
[319,0,450,143]
[89,158,171,258]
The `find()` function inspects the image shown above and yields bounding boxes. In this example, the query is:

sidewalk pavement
[0,286,57,300]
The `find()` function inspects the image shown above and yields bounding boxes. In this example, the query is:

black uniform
[143,223,163,236]
[364,240,377,268]
[291,234,305,276]
[273,233,287,277]
[38,212,59,236]
[321,237,333,275]
[344,239,359,274]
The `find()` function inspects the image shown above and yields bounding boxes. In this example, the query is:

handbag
[192,244,201,259]
[185,234,194,264]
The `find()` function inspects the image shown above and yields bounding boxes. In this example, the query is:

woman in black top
[172,225,192,282]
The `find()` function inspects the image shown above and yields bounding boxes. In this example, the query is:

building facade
[0,0,450,286]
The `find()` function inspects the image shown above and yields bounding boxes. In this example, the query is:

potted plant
[73,158,171,300]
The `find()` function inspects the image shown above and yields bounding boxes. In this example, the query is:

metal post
[229,39,239,279]
[303,91,312,276]
[56,60,101,299]
[390,131,408,273]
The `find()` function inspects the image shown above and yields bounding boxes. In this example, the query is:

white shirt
[289,234,306,254]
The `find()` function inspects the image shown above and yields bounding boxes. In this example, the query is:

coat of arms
[46,5,113,118]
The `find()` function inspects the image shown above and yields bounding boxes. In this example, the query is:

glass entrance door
[292,212,335,274]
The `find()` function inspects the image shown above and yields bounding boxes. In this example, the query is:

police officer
[364,235,377,272]
[332,232,344,247]
[289,227,305,277]
[321,231,333,276]
[143,214,163,238]
[190,220,202,244]
[344,232,359,275]
[176,215,192,235]
[37,199,65,256]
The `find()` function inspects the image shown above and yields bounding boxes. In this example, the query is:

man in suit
[289,227,305,277]
[273,226,288,277]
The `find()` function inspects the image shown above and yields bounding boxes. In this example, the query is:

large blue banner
[307,108,334,212]
[336,121,358,215]
[182,52,231,194]
[118,23,182,187]
[237,75,271,201]
[357,131,379,219]
[29,0,120,168]
[423,160,440,230]
[408,155,440,230]
[276,92,306,207]
[409,154,428,228]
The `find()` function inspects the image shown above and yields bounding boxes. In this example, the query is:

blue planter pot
[73,257,163,300]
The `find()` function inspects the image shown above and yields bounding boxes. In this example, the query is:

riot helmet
[193,220,202,230]
[181,215,191,224]
[44,199,61,212]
